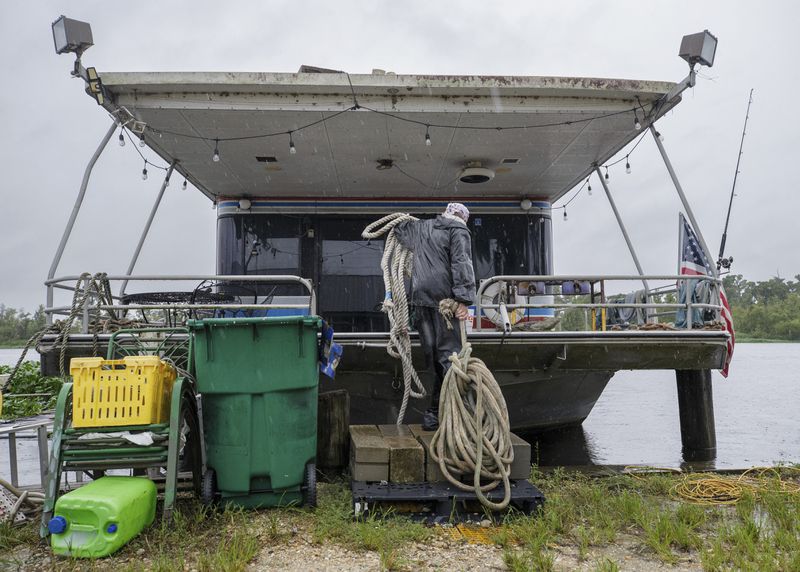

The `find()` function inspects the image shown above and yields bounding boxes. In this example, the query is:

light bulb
[587,183,592,196]
[289,133,297,155]
[634,118,641,130]
[656,131,664,142]
[182,179,188,190]
[165,178,170,187]
[139,138,145,148]
[212,140,220,162]
[604,168,610,181]
[142,167,148,181]
[563,209,568,221]
[625,160,631,174]
[118,132,125,147]
[425,128,431,146]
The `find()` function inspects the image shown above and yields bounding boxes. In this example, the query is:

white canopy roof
[97,71,680,202]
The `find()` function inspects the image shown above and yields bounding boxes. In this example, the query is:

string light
[289,132,297,155]
[587,180,592,196]
[625,156,631,174]
[118,131,125,147]
[139,137,146,148]
[141,161,148,181]
[563,208,568,221]
[165,176,170,187]
[605,166,610,181]
[212,139,220,162]
[425,126,431,146]
[655,130,664,142]
[633,109,641,131]
[182,179,188,190]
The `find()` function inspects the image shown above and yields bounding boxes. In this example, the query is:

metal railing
[0,416,51,488]
[44,274,317,331]
[475,274,724,333]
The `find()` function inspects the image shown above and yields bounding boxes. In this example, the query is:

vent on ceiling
[256,156,279,163]
[500,158,520,164]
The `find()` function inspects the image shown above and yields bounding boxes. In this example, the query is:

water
[0,347,39,367]
[531,343,800,470]
[2,344,799,485]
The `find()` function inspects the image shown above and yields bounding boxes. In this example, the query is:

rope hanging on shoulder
[362,213,426,424]
[430,299,514,511]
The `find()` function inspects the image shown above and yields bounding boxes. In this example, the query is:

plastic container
[49,476,156,558]
[70,356,176,428]
[189,316,321,507]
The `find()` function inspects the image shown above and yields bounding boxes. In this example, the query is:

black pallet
[351,480,544,523]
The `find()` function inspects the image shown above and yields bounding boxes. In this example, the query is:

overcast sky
[1,1,797,312]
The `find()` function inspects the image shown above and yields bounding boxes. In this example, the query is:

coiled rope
[430,299,513,511]
[624,465,800,505]
[362,213,426,424]
[6,272,117,385]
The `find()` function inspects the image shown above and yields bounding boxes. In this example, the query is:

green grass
[3,471,799,571]
[496,468,800,571]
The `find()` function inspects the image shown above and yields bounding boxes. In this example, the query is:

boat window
[216,214,304,297]
[470,214,552,280]
[318,218,388,333]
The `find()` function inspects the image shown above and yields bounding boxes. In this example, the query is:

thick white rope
[362,213,426,424]
[430,299,514,511]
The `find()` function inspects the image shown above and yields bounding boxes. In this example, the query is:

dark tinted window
[217,212,552,330]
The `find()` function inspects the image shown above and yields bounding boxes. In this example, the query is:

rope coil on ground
[362,213,426,424]
[430,299,513,511]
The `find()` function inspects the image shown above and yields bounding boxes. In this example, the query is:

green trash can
[189,316,322,508]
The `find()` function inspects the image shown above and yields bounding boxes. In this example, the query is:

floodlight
[52,15,93,56]
[679,30,717,68]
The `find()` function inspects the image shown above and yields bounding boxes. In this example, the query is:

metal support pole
[46,121,117,324]
[650,126,718,278]
[120,163,176,297]
[37,425,49,487]
[594,166,650,297]
[8,432,18,487]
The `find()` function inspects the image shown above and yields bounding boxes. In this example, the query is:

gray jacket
[394,215,477,307]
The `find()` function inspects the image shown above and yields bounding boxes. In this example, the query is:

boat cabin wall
[216,210,553,332]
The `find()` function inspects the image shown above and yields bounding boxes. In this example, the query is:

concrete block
[510,433,532,480]
[378,424,414,438]
[384,435,424,483]
[414,432,446,482]
[351,460,389,482]
[349,425,389,464]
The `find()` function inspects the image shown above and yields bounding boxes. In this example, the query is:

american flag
[678,213,734,377]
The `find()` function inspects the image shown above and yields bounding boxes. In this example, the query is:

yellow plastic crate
[70,356,177,428]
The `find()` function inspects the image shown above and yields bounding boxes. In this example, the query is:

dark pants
[413,306,462,411]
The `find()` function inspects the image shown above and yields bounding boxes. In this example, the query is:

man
[394,203,476,431]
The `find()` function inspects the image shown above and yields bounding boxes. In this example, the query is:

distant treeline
[0,304,46,346]
[722,274,800,341]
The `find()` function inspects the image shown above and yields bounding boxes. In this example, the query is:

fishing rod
[717,88,754,271]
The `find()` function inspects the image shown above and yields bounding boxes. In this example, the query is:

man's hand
[455,302,470,321]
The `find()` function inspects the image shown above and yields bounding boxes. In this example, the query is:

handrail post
[119,163,176,297]
[46,121,117,316]
[594,166,651,320]
[651,125,718,279]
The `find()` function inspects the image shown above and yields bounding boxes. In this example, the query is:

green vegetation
[0,361,63,419]
[0,304,45,346]
[723,274,800,341]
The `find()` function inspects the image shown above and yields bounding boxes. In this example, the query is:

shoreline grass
[2,468,798,571]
